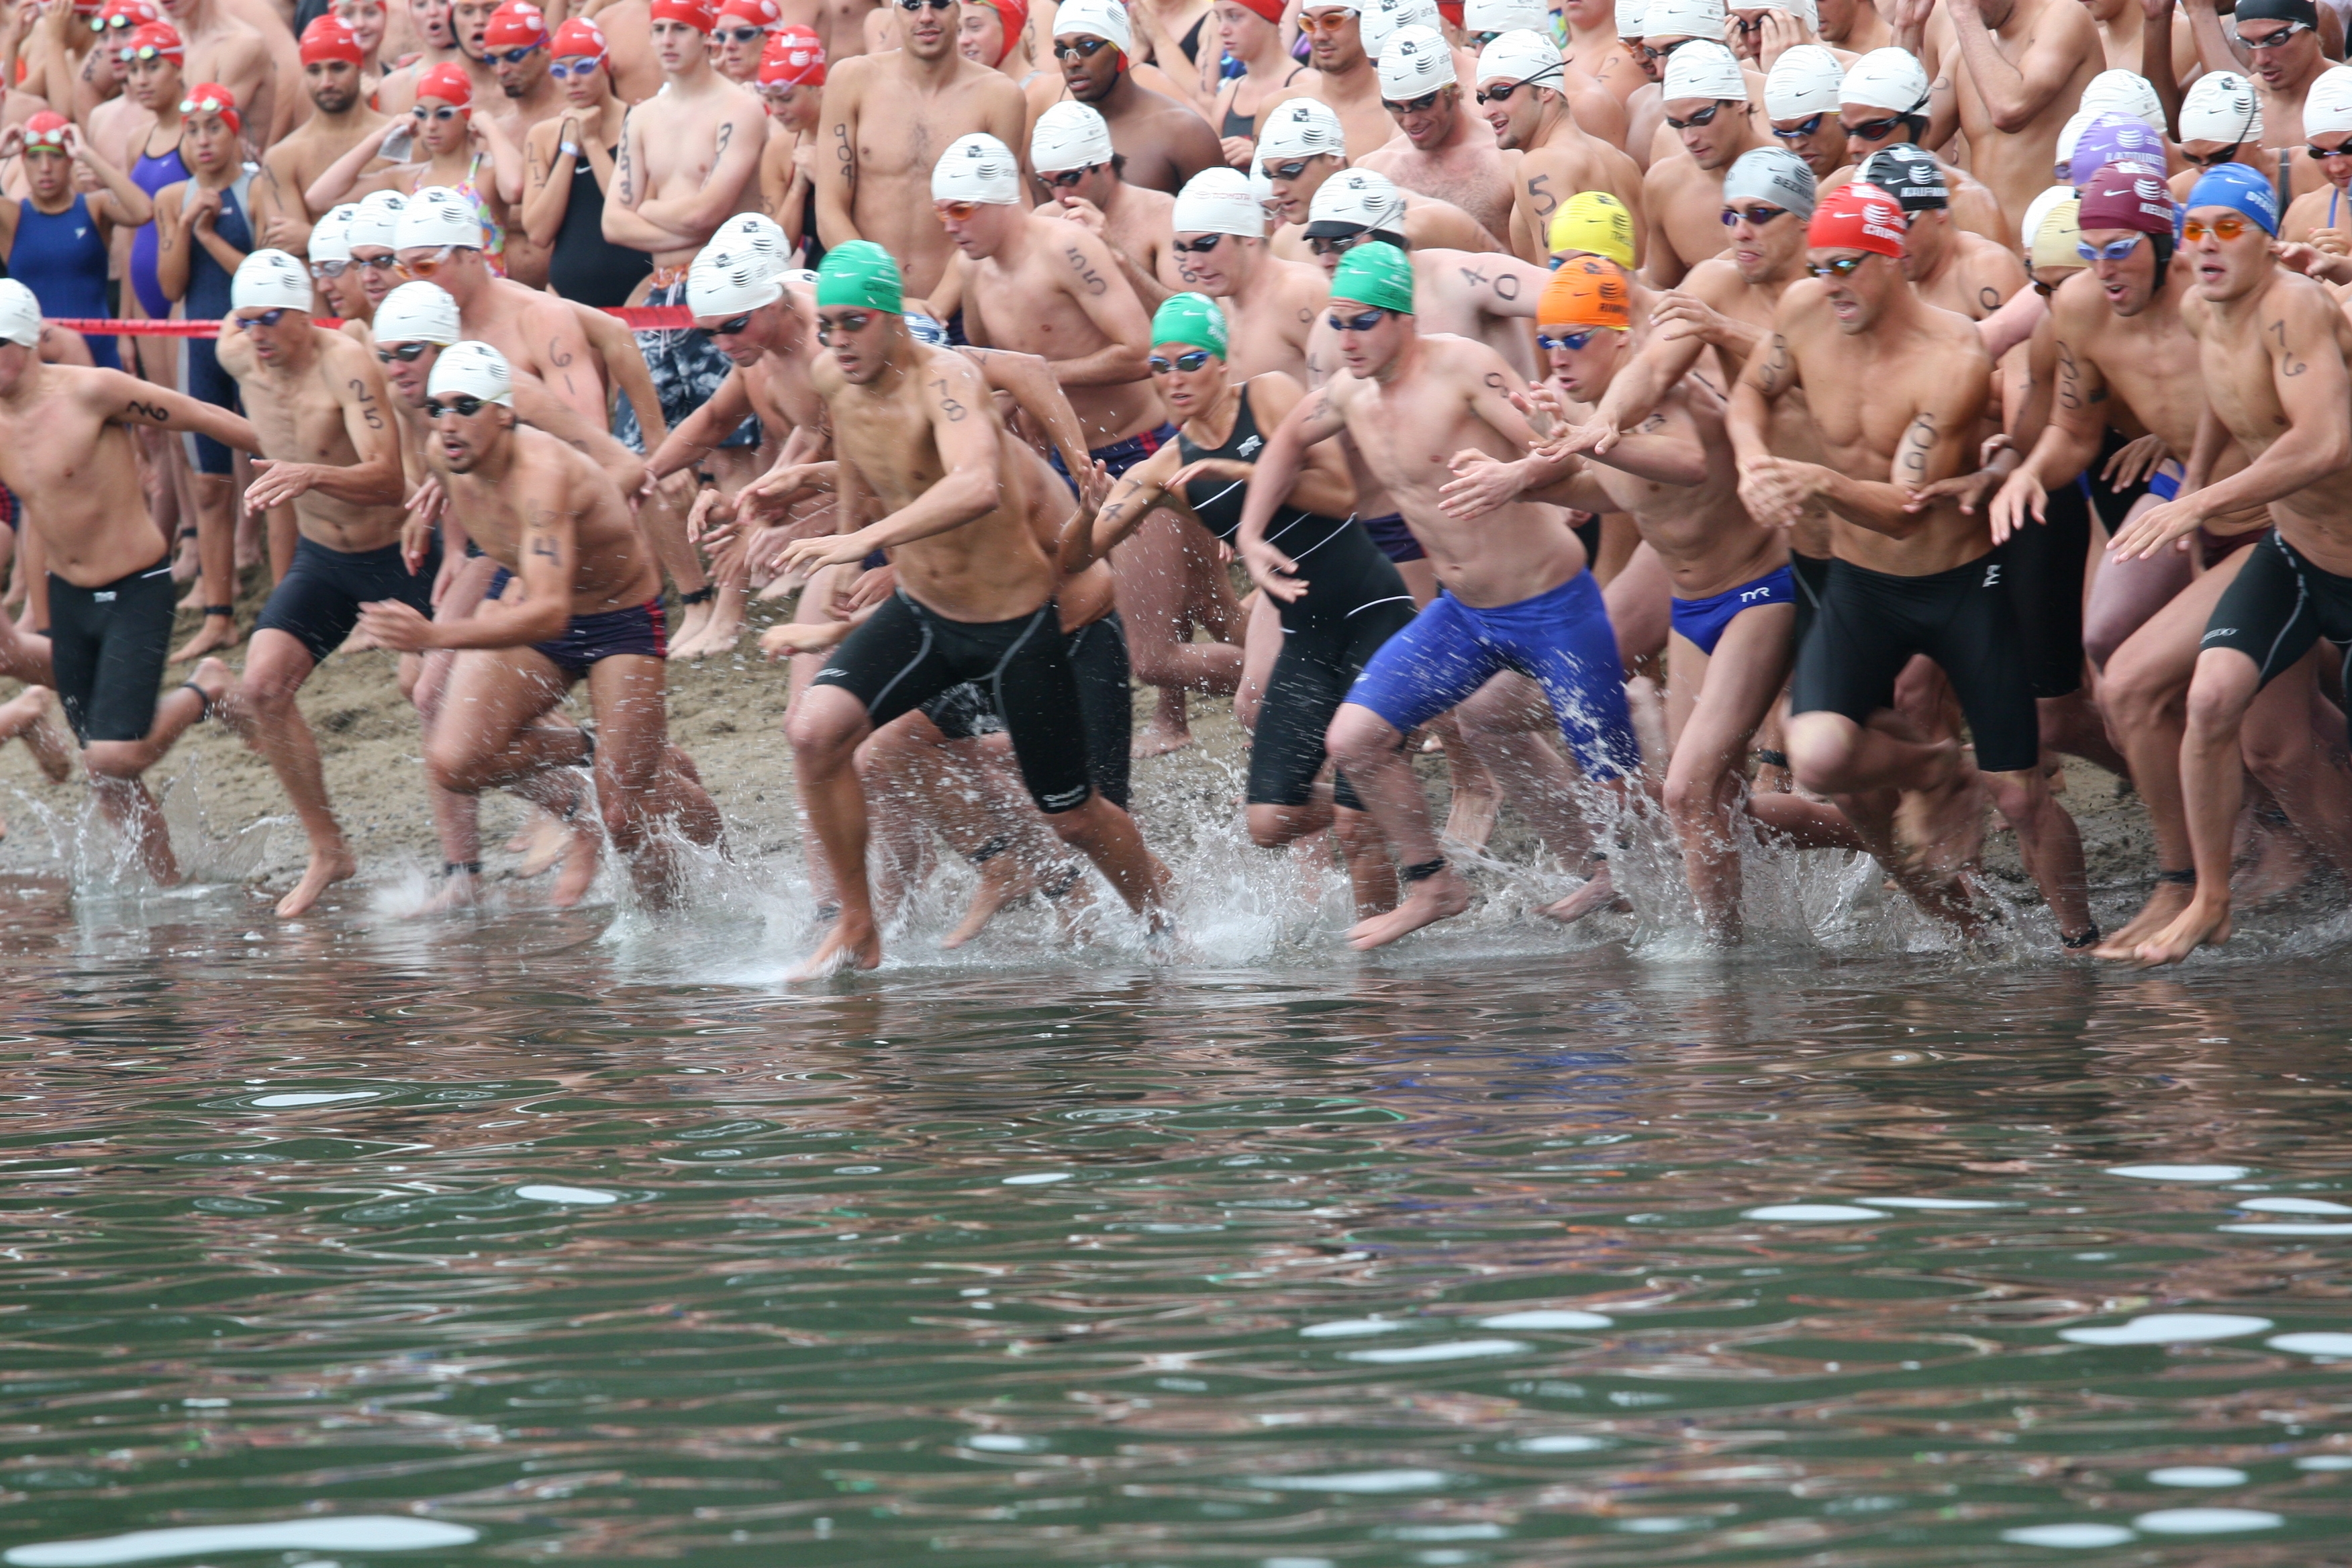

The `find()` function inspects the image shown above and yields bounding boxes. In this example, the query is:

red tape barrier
[44,306,699,336]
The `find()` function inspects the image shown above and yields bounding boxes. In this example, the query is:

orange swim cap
[1536,256,1631,332]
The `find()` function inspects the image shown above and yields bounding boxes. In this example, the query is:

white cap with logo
[1032,101,1116,173]
[373,282,462,346]
[1377,23,1455,96]
[1765,43,1843,119]
[395,185,485,251]
[427,340,514,406]
[931,132,1023,204]
[231,249,315,313]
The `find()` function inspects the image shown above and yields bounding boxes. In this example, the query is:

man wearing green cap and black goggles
[769,242,1175,977]
[1237,242,1643,952]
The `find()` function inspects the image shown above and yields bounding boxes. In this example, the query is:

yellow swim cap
[2029,197,2083,273]
[1547,190,1636,270]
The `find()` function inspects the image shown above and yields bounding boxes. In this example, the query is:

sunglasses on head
[816,310,874,342]
[423,393,491,418]
[2184,213,2255,242]
[491,42,540,61]
[2075,234,2143,262]
[1665,101,1726,130]
[1148,348,1212,374]
[413,102,462,119]
[1720,202,1787,226]
[1045,162,1101,187]
[2241,18,2309,48]
[548,55,601,76]
[91,10,138,28]
[378,340,432,361]
[1308,230,1370,255]
[1771,111,1826,139]
[2180,142,2246,168]
[311,258,351,278]
[354,252,401,270]
[1535,328,1603,351]
[1383,89,1443,113]
[233,308,290,329]
[1170,233,1226,253]
[1052,32,1110,54]
[697,312,755,338]
[1806,254,1869,277]
[1839,111,1905,140]
[1327,307,1387,332]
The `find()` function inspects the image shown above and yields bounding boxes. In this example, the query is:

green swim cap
[816,241,903,311]
[1330,242,1414,316]
[1150,291,1228,359]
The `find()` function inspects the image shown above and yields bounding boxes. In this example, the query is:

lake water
[5,874,2351,1566]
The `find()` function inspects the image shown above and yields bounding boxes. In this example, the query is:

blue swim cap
[2186,160,2280,236]
[902,312,948,346]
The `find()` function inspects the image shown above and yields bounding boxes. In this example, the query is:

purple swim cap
[2069,113,2167,187]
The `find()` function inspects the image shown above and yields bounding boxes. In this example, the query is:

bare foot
[408,868,481,915]
[2133,897,2232,968]
[1892,744,1987,880]
[170,612,242,666]
[0,686,75,781]
[941,854,1036,948]
[1346,866,1471,949]
[789,914,883,978]
[669,597,714,659]
[548,815,603,907]
[681,611,743,660]
[169,531,199,583]
[514,810,571,878]
[275,842,358,918]
[2233,820,2312,907]
[756,573,797,601]
[1135,716,1193,757]
[1538,860,1631,924]
[2094,879,2196,961]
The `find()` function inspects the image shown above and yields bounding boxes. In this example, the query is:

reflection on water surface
[3,877,2351,1565]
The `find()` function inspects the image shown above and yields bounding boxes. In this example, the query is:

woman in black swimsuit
[518,17,650,307]
[1063,293,1418,918]
[1208,0,1308,165]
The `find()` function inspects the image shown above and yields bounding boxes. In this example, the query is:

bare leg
[1603,540,1670,679]
[1326,701,1471,947]
[640,471,715,654]
[1234,589,1279,733]
[2084,500,2196,670]
[1981,763,2094,944]
[783,683,886,975]
[1036,791,1171,927]
[584,654,703,907]
[2237,646,2352,879]
[1113,509,1240,756]
[172,473,243,664]
[1448,671,1597,861]
[0,685,75,781]
[218,629,355,918]
[1663,607,1796,940]
[1785,709,1986,932]
[2135,646,2260,965]
[423,648,597,906]
[81,660,231,887]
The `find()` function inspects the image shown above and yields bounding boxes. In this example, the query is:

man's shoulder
[1681,256,1746,302]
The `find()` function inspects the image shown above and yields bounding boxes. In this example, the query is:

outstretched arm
[1234,384,1352,601]
[96,369,259,452]
[1058,441,1186,573]
[965,346,1094,477]
[778,355,1006,571]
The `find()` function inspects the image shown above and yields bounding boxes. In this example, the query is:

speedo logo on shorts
[2201,628,2236,642]
[817,667,847,680]
[1041,785,1090,812]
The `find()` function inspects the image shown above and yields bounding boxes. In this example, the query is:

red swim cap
[119,19,183,60]
[482,1,547,48]
[550,15,605,56]
[1230,0,1283,20]
[22,111,70,147]
[649,0,718,30]
[299,14,364,63]
[181,79,240,131]
[716,0,780,25]
[97,0,162,31]
[759,24,824,83]
[415,60,473,106]
[2076,159,2177,236]
[1806,181,1906,258]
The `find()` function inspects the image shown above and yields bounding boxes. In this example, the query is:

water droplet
[2237,1197,2352,1214]
[2294,1456,2352,1471]
[2058,1313,2271,1346]
[1002,1172,1071,1185]
[1512,1435,1605,1453]
[1853,1197,2006,1209]
[2269,1332,2352,1357]
[2148,1467,2247,1487]
[2106,1164,2251,1181]
[3,1518,479,1566]
[2219,1222,2352,1236]
[251,1091,376,1107]
[1250,1469,1451,1493]
[963,1434,1039,1452]
[1300,1318,1400,1338]
[1998,1524,2136,1547]
[2131,1508,2282,1534]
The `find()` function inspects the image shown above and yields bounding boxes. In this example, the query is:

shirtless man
[1763,44,1847,183]
[1168,166,1328,379]
[344,189,407,316]
[1257,96,1500,256]
[481,1,566,285]
[778,242,1173,975]
[251,17,387,258]
[1476,29,1646,264]
[1297,1,1404,158]
[1643,40,1766,287]
[1727,182,2095,949]
[0,281,257,887]
[1248,242,1643,946]
[162,0,288,148]
[358,342,724,905]
[940,131,1244,751]
[2096,164,2352,965]
[1030,101,1183,311]
[1532,0,1640,99]
[816,0,1025,299]
[1448,257,1836,936]
[2192,0,2334,156]
[1832,48,2012,250]
[1814,0,1887,53]
[1859,143,2027,323]
[207,252,416,918]
[1355,26,1516,243]
[1043,0,1223,195]
[1919,0,2102,239]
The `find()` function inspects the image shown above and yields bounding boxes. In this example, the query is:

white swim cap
[1477,29,1565,90]
[689,243,785,315]
[2180,69,2261,144]
[1300,0,1361,11]
[1172,166,1266,237]
[2306,65,2352,138]
[1640,0,1720,42]
[1306,165,1407,234]
[1722,144,1816,217]
[2018,182,2074,252]
[1377,24,1455,96]
[231,248,314,313]
[1765,43,1843,118]
[426,340,513,406]
[346,189,407,251]
[1052,0,1130,52]
[1361,0,1441,57]
[1663,37,1744,100]
[1249,163,1277,215]
[396,185,485,251]
[1463,0,1547,34]
[1257,96,1347,160]
[373,281,460,345]
[0,279,41,347]
[1748,0,1814,26]
[1032,100,1115,173]
[931,132,1022,203]
[2054,107,2094,169]
[310,203,357,264]
[709,211,789,275]
[1614,0,1644,34]
[1840,46,1928,114]
[2079,66,2164,132]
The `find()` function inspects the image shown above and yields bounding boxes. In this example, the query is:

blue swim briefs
[1668,563,1795,657]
